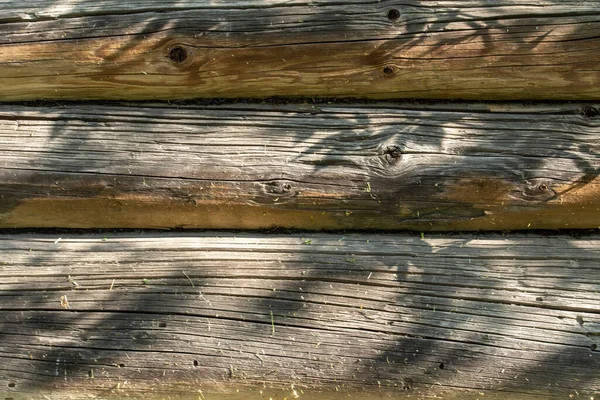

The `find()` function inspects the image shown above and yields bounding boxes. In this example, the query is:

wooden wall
[1,2,599,399]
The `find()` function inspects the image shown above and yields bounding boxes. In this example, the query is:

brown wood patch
[1,1,599,100]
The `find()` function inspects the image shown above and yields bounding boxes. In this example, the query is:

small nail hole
[118,363,125,368]
[159,322,167,328]
[535,297,543,302]
[591,344,598,351]
[438,362,444,370]
[383,66,395,75]
[387,9,401,21]
[169,46,188,64]
[7,383,15,388]
[193,360,199,367]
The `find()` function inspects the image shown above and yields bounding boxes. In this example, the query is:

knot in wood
[516,180,556,202]
[168,46,189,65]
[380,145,403,165]
[383,66,395,76]
[264,181,295,197]
[387,9,401,21]
[581,106,600,119]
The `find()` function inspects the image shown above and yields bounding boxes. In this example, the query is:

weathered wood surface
[0,102,599,230]
[1,1,600,101]
[0,232,598,399]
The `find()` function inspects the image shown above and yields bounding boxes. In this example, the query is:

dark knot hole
[387,9,401,21]
[169,46,188,64]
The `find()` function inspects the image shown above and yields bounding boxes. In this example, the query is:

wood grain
[1,1,600,100]
[0,102,599,230]
[0,232,598,399]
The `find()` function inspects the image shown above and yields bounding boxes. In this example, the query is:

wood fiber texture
[0,102,599,230]
[0,232,598,399]
[1,1,600,100]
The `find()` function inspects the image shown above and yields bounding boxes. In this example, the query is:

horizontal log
[0,232,599,399]
[1,1,600,100]
[0,102,599,230]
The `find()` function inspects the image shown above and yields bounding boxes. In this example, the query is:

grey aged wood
[1,1,600,100]
[0,102,599,230]
[0,232,598,399]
